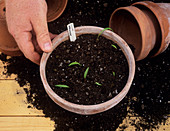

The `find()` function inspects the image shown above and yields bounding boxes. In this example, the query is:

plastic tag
[67,23,76,42]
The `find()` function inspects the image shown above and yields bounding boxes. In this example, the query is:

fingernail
[44,42,51,51]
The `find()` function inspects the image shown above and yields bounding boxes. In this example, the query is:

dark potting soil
[0,0,169,130]
[46,34,128,105]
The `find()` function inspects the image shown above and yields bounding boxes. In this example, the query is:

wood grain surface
[0,57,55,130]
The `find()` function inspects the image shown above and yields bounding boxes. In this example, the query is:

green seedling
[55,85,69,88]
[95,82,102,86]
[97,27,113,41]
[84,67,89,79]
[111,44,117,49]
[69,62,81,66]
[113,72,116,76]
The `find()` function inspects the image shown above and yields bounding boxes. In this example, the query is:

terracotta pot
[109,1,170,61]
[0,0,68,56]
[46,0,68,22]
[40,26,135,115]
[0,0,22,56]
[133,1,170,57]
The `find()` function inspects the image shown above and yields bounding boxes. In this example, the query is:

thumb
[37,31,52,52]
[33,25,52,52]
[31,11,52,52]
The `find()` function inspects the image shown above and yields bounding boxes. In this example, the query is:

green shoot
[97,27,113,41]
[95,82,102,86]
[69,62,81,66]
[84,67,89,79]
[113,72,116,76]
[112,44,117,49]
[55,85,69,88]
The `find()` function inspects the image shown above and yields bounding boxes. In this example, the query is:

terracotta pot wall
[0,19,22,56]
[157,3,170,52]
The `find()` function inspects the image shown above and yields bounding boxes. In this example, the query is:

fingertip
[43,42,52,52]
[33,52,41,65]
[25,51,41,65]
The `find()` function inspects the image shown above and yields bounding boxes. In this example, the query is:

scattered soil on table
[1,47,169,130]
[46,34,128,105]
[0,0,169,130]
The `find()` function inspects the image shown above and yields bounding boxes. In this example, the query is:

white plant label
[67,23,76,42]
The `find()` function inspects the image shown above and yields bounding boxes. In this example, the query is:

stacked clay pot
[109,1,170,61]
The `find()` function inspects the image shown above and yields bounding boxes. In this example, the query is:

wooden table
[0,56,55,131]
[0,55,169,131]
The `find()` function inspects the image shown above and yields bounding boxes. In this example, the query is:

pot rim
[0,44,20,51]
[40,26,135,115]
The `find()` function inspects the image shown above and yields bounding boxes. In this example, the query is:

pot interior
[110,9,142,59]
[46,0,67,22]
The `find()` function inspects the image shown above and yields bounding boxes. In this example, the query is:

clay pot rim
[109,6,154,61]
[47,0,68,22]
[132,1,169,57]
[40,26,135,115]
[0,48,22,56]
[0,43,22,56]
[0,44,20,51]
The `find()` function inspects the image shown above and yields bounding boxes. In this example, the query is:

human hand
[6,0,55,65]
